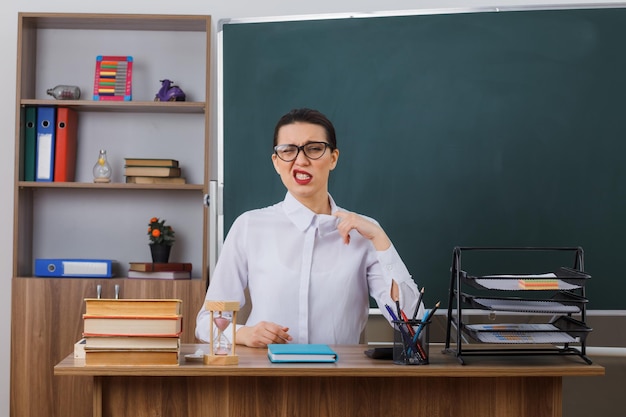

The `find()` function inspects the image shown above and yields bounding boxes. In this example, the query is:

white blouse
[195,192,420,345]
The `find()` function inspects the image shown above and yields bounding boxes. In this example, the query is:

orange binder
[53,107,79,182]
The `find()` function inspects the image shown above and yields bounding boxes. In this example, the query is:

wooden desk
[54,344,604,417]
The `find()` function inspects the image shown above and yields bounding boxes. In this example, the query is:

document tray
[460,267,590,291]
[463,316,591,344]
[461,291,586,314]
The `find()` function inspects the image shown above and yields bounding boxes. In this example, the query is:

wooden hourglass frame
[204,300,240,365]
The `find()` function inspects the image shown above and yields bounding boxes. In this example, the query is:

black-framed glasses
[273,142,334,162]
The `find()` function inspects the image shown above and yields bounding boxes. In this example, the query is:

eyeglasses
[273,142,334,162]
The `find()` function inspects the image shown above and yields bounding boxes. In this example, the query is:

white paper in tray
[473,298,580,313]
[474,278,580,291]
[471,331,579,344]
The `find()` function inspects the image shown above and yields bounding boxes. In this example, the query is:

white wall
[1,1,621,416]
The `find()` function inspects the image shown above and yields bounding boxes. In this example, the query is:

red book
[53,107,78,182]
[128,262,192,273]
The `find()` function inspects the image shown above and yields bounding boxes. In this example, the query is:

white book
[127,270,191,280]
[84,336,180,350]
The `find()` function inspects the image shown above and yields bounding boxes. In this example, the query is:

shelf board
[15,276,205,282]
[20,12,210,32]
[20,99,206,113]
[18,181,205,191]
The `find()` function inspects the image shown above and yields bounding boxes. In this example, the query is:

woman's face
[272,122,339,206]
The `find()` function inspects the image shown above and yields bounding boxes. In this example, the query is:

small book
[83,315,183,337]
[129,262,192,273]
[85,349,179,366]
[84,335,181,350]
[267,344,338,363]
[84,298,182,316]
[124,158,179,167]
[127,270,191,280]
[126,176,187,184]
[124,166,182,177]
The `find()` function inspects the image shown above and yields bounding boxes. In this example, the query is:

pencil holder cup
[392,319,430,365]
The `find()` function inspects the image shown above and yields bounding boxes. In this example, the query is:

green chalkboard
[221,7,626,310]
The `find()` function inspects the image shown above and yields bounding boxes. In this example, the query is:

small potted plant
[148,217,175,263]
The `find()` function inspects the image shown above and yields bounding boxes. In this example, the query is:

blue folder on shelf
[35,106,56,182]
[267,344,338,363]
[34,258,114,278]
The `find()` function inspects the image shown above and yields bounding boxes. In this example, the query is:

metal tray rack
[443,247,593,364]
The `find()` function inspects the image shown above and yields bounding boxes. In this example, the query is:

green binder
[23,106,37,181]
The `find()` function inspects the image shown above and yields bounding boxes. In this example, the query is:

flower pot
[150,243,171,263]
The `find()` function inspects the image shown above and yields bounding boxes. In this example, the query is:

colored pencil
[412,287,425,320]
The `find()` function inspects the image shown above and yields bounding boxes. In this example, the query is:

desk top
[54,344,605,378]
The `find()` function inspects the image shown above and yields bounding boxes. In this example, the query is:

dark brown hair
[273,108,337,149]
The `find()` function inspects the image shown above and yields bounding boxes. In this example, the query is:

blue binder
[34,258,114,278]
[35,106,56,182]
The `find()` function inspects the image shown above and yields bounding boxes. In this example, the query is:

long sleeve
[369,243,422,324]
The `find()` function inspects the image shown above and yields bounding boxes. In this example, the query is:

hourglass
[204,300,240,365]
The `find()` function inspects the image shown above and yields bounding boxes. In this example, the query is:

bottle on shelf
[46,85,81,100]
[93,149,112,183]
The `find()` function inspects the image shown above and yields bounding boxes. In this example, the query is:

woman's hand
[334,210,391,251]
[236,321,292,348]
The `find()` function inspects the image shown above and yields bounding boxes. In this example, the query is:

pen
[428,301,441,320]
[412,287,425,320]
[400,309,415,337]
[385,305,412,342]
[413,301,440,345]
[393,295,402,323]
[384,303,400,322]
[386,304,421,361]
[390,279,406,326]
[414,337,427,361]
[400,310,427,361]
[384,304,409,343]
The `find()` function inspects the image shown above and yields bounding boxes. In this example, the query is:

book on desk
[267,344,338,363]
[81,298,183,366]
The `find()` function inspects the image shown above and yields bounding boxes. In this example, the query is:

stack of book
[124,158,185,184]
[82,298,183,366]
[127,262,192,279]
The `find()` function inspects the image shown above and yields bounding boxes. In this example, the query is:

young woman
[195,108,420,347]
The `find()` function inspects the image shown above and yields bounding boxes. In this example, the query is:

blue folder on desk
[267,344,338,363]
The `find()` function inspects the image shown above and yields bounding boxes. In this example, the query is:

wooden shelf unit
[11,13,212,417]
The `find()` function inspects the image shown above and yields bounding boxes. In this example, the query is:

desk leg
[93,376,103,417]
